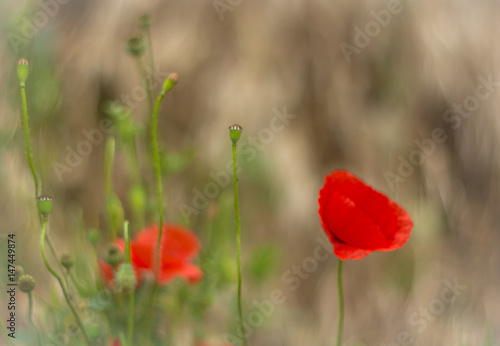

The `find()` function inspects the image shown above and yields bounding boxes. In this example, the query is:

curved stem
[40,219,90,345]
[28,292,42,346]
[232,143,247,346]
[336,260,344,346]
[20,79,66,279]
[20,85,39,198]
[151,88,166,280]
[46,237,70,291]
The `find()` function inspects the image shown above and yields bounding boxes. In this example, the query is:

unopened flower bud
[37,194,53,218]
[106,194,124,235]
[229,124,242,144]
[128,184,146,217]
[127,36,146,57]
[88,228,101,247]
[61,253,74,271]
[17,58,29,86]
[18,275,36,293]
[162,73,178,94]
[15,265,24,280]
[139,14,153,29]
[105,244,123,267]
[115,263,136,293]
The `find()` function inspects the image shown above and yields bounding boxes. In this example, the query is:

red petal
[161,226,200,259]
[318,170,413,260]
[130,241,154,269]
[322,191,391,249]
[157,255,203,284]
[135,224,200,259]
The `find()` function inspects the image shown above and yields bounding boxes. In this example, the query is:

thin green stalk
[40,218,90,345]
[19,70,68,279]
[46,235,68,286]
[28,292,42,346]
[232,143,247,346]
[145,27,155,88]
[104,137,115,198]
[336,260,344,346]
[135,57,154,120]
[151,85,167,280]
[124,221,135,345]
[19,84,39,198]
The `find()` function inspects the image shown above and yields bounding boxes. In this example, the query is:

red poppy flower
[100,224,203,286]
[318,170,413,260]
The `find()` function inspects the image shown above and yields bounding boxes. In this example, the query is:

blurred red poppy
[318,170,413,260]
[101,224,203,286]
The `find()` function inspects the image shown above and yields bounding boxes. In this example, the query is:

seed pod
[17,58,29,86]
[61,253,74,271]
[127,36,146,57]
[18,275,36,293]
[37,194,53,218]
[229,124,242,144]
[115,263,136,293]
[105,244,123,267]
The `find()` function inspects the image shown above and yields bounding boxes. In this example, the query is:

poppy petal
[318,170,413,260]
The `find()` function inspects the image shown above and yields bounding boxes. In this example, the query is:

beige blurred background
[1,0,500,345]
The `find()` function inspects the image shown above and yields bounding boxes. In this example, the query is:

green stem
[104,137,115,198]
[28,292,42,346]
[232,143,247,346]
[46,235,68,287]
[20,84,39,198]
[151,87,167,280]
[104,137,117,240]
[124,221,135,345]
[40,218,90,345]
[146,27,155,89]
[336,260,344,346]
[135,57,154,120]
[20,77,66,280]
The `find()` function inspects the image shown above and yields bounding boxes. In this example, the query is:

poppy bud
[128,184,146,217]
[106,194,124,236]
[115,263,136,293]
[127,36,146,57]
[161,73,178,95]
[105,244,123,267]
[229,124,242,144]
[18,274,36,293]
[139,14,153,29]
[37,194,53,218]
[17,58,29,86]
[61,253,74,271]
[15,265,24,279]
[88,228,101,247]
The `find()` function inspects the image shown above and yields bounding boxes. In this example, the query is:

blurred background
[1,0,500,345]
